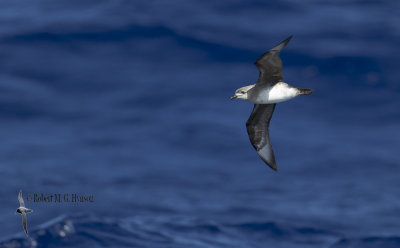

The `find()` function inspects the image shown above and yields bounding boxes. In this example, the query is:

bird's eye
[241,91,245,94]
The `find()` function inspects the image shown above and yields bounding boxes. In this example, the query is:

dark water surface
[0,1,399,247]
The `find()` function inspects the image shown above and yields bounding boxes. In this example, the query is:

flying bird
[230,35,312,171]
[16,190,33,236]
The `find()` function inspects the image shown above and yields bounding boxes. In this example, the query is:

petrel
[16,190,33,236]
[230,36,312,171]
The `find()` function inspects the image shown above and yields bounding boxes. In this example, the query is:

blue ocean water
[0,1,399,247]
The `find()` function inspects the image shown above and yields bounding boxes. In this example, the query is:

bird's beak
[230,95,237,100]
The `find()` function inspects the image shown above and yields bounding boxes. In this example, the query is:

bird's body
[247,82,300,104]
[16,207,32,214]
[231,36,312,171]
[16,190,32,236]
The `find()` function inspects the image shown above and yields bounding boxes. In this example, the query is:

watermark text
[25,193,94,203]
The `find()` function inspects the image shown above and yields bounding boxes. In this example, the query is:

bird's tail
[298,88,313,95]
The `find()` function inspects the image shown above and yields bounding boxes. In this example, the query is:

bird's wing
[18,190,24,207]
[22,212,28,236]
[246,104,277,170]
[254,35,292,87]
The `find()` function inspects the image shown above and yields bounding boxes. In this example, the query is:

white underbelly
[253,82,299,104]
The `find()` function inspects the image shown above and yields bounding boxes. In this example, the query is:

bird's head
[230,85,254,100]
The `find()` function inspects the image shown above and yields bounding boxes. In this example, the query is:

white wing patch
[22,212,28,235]
[18,190,25,207]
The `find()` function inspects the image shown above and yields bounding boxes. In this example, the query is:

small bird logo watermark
[16,190,33,236]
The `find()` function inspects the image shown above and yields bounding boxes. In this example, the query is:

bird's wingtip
[260,156,278,171]
[271,35,293,51]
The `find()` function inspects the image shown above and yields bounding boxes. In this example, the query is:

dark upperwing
[254,35,292,87]
[246,104,277,170]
